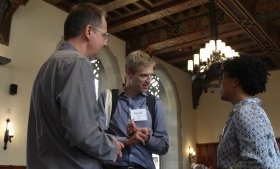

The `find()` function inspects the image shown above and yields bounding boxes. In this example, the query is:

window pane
[91,59,100,99]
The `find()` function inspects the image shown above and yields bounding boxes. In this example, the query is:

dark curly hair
[222,55,270,96]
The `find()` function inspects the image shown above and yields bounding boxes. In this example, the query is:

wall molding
[0,166,25,169]
[0,0,29,46]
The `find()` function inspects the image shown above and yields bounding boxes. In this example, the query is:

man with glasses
[27,3,123,169]
[90,25,111,43]
[97,50,169,169]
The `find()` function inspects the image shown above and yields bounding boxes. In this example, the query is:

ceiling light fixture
[187,0,239,75]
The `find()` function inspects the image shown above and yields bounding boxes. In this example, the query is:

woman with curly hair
[217,55,280,169]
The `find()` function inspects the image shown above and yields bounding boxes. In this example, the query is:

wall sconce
[188,146,196,163]
[3,118,14,150]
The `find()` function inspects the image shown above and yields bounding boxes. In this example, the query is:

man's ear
[84,25,93,40]
[125,69,133,78]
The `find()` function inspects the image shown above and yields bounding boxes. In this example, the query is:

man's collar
[121,88,148,98]
[57,41,79,52]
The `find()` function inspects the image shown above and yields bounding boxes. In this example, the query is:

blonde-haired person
[97,50,169,169]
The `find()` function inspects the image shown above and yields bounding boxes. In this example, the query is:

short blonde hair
[125,50,156,74]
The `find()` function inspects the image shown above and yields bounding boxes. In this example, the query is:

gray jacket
[26,42,117,169]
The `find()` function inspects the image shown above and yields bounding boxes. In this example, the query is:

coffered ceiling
[42,0,280,108]
[2,0,278,108]
[43,0,280,72]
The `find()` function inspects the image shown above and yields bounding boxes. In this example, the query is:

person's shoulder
[99,89,108,95]
[52,49,89,65]
[99,89,120,98]
[146,93,159,99]
[234,100,264,123]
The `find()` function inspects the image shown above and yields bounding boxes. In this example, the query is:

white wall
[196,70,280,143]
[0,0,67,164]
[107,36,126,82]
[153,58,195,169]
[259,70,280,137]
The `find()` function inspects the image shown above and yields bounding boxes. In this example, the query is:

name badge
[130,108,147,121]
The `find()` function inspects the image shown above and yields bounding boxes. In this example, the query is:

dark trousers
[102,164,146,169]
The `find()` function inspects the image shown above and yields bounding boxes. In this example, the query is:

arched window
[149,74,161,169]
[91,59,101,99]
[149,74,160,98]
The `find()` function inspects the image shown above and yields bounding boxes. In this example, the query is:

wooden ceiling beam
[102,0,140,12]
[232,41,256,51]
[256,9,280,23]
[135,1,173,26]
[109,0,208,33]
[123,7,209,40]
[271,19,280,27]
[217,0,280,67]
[147,22,242,54]
[155,29,245,55]
[42,0,63,4]
[167,52,195,64]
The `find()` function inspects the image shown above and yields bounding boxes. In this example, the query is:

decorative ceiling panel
[41,0,280,108]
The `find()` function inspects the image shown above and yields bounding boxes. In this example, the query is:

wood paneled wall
[197,138,280,169]
[196,143,219,169]
[0,166,25,169]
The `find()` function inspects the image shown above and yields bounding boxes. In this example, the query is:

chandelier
[187,39,239,73]
[187,0,239,74]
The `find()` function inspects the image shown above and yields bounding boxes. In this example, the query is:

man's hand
[126,120,151,146]
[127,120,137,135]
[116,141,124,159]
[127,120,151,135]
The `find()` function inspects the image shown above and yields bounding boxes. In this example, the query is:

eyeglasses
[90,25,111,42]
